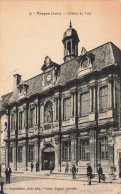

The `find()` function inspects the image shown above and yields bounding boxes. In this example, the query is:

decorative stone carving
[54,135,60,144]
[44,56,51,67]
[44,101,53,123]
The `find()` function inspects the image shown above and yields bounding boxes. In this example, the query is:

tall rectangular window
[80,92,90,116]
[19,112,24,129]
[101,137,108,159]
[30,109,34,127]
[99,86,108,112]
[11,113,15,130]
[10,147,13,162]
[29,145,34,162]
[63,97,71,120]
[63,142,71,161]
[79,139,89,160]
[18,147,23,162]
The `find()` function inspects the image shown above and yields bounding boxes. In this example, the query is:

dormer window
[78,48,95,77]
[18,82,29,100]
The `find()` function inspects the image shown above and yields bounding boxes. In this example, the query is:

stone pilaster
[89,130,96,173]
[90,88,92,112]
[8,108,10,166]
[54,135,60,171]
[93,87,96,112]
[39,142,42,171]
[5,143,8,167]
[34,139,39,168]
[13,141,17,171]
[23,141,27,171]
[70,87,77,117]
[71,133,77,165]
[41,103,44,124]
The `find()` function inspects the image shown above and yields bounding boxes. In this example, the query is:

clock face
[46,74,52,82]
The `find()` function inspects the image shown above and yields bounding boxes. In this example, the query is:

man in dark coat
[36,162,39,172]
[87,164,92,185]
[5,167,8,183]
[8,166,12,184]
[72,164,76,179]
[49,161,53,175]
[98,165,103,183]
[5,166,12,184]
[31,162,33,172]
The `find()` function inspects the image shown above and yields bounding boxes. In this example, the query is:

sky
[0,0,121,98]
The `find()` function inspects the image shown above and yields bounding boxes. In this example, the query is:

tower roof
[62,21,79,43]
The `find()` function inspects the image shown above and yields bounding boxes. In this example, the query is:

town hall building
[0,22,121,178]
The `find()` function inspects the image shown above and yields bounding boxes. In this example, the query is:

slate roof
[1,41,121,107]
[57,42,121,85]
[0,92,13,112]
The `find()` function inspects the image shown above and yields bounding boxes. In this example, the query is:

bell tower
[62,21,80,62]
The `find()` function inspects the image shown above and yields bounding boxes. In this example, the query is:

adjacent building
[0,22,121,177]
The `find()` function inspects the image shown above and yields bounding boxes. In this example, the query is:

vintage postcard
[0,0,121,194]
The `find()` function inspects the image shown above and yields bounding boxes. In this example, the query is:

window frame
[29,145,34,162]
[19,111,24,130]
[79,139,90,161]
[63,97,71,121]
[101,137,108,160]
[30,108,34,127]
[99,85,108,112]
[11,112,15,130]
[63,141,71,161]
[18,146,23,162]
[80,91,90,116]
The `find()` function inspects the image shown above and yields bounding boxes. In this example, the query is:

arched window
[44,101,53,123]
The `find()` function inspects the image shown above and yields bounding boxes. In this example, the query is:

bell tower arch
[62,21,80,62]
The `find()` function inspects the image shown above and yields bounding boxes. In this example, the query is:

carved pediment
[41,56,51,71]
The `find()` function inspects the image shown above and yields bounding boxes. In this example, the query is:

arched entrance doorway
[42,144,55,170]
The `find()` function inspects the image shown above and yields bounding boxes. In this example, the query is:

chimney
[13,74,21,91]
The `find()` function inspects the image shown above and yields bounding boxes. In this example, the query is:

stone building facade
[0,22,121,177]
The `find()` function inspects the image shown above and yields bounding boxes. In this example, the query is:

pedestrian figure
[65,162,69,173]
[5,166,12,184]
[0,164,1,177]
[72,164,76,179]
[31,162,33,172]
[36,162,39,172]
[8,166,12,184]
[98,165,103,183]
[5,167,8,183]
[87,163,92,185]
[49,161,53,175]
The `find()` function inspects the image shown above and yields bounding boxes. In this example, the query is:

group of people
[65,162,77,179]
[65,162,105,184]
[1,162,105,185]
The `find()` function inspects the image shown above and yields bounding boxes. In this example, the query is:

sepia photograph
[0,0,121,193]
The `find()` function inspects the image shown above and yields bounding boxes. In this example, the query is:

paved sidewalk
[16,170,121,184]
[1,170,121,184]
